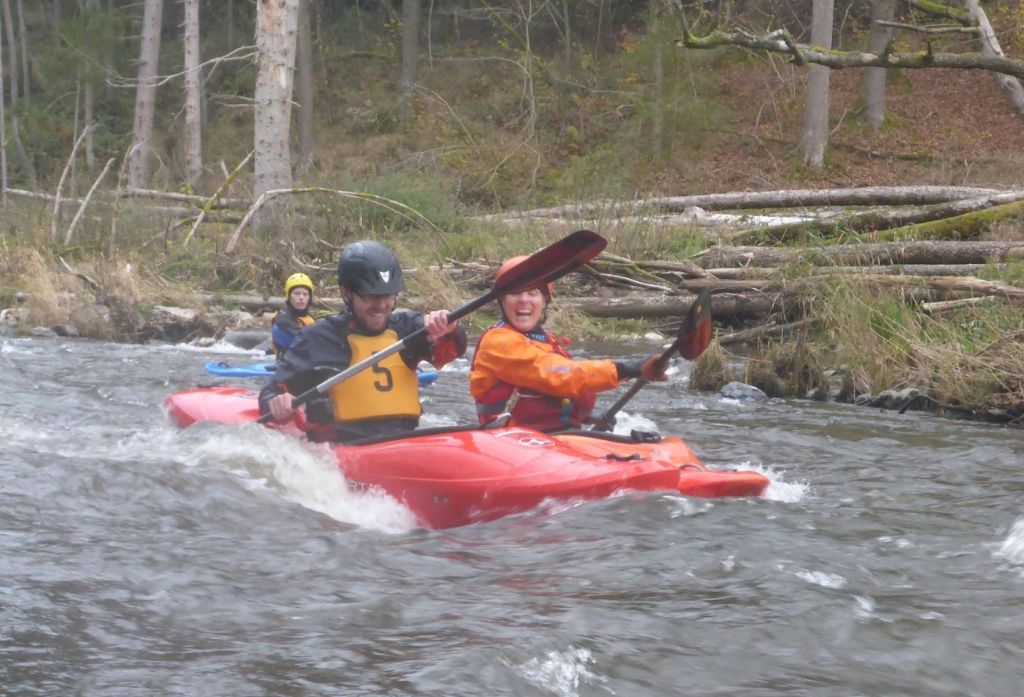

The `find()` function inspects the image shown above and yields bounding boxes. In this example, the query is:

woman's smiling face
[500,289,547,332]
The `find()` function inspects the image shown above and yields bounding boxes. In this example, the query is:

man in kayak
[259,241,466,442]
[270,272,317,360]
[470,256,667,432]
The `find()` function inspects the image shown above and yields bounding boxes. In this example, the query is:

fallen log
[704,263,1007,279]
[571,292,786,321]
[479,186,1006,221]
[821,274,1024,299]
[921,296,1001,315]
[695,240,1024,268]
[718,318,819,346]
[877,198,1024,240]
[727,191,1024,243]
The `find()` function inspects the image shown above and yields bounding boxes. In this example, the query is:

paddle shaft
[258,230,607,424]
[592,288,712,432]
[592,339,678,431]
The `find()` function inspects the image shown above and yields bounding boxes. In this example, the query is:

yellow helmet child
[284,272,314,315]
[284,272,314,299]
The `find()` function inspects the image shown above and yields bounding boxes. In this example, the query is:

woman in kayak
[470,256,667,432]
[259,241,466,442]
[270,272,317,359]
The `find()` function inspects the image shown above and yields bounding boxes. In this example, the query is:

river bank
[3,270,1021,429]
[3,182,1023,429]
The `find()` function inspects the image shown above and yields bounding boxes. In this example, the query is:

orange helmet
[496,256,553,298]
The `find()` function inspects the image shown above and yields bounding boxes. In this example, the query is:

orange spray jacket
[470,322,620,431]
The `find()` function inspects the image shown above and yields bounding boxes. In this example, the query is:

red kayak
[165,386,769,529]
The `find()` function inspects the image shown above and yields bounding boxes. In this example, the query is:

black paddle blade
[677,288,713,360]
[495,229,607,295]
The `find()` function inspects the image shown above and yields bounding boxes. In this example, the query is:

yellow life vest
[270,313,315,355]
[328,329,421,422]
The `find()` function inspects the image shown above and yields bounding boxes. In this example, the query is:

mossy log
[877,198,1024,241]
[729,192,1024,244]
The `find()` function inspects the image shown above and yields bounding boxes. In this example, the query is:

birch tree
[183,0,203,186]
[128,0,164,188]
[253,0,300,228]
[802,0,833,169]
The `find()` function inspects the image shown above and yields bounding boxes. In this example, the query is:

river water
[2,336,1023,696]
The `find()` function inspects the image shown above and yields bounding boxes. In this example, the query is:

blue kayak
[204,362,440,387]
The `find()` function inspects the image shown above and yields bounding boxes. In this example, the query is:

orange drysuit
[470,322,620,431]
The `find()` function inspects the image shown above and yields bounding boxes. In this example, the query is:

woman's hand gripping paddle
[591,288,712,432]
[258,229,608,424]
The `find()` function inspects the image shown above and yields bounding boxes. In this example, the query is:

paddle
[591,287,713,432]
[259,229,608,424]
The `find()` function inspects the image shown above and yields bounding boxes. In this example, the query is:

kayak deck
[165,386,768,528]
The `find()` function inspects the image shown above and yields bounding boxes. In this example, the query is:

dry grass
[690,341,737,391]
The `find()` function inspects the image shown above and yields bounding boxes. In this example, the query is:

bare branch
[64,157,116,246]
[677,27,1024,80]
[876,20,977,35]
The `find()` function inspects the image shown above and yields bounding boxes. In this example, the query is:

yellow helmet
[284,272,314,299]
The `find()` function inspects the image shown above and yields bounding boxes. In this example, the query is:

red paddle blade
[495,229,607,295]
[677,288,713,360]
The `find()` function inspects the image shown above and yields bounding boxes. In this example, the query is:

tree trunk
[183,0,203,186]
[0,6,6,205]
[253,0,300,230]
[561,0,571,73]
[649,0,664,163]
[295,0,314,174]
[398,0,420,122]
[802,0,833,169]
[860,0,895,129]
[128,0,164,189]
[84,0,103,170]
[1,0,17,105]
[962,0,1024,119]
[84,83,95,169]
[15,0,26,99]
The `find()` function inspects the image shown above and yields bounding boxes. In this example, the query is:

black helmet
[337,240,405,295]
